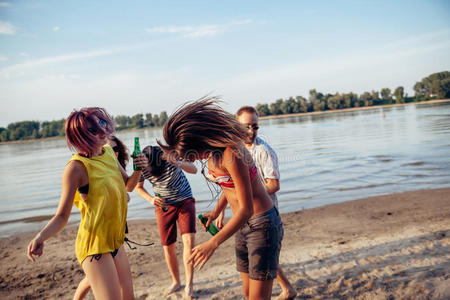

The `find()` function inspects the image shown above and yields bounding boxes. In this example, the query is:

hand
[152,195,166,208]
[133,153,148,169]
[27,235,44,262]
[214,211,225,229]
[200,211,219,232]
[188,240,217,269]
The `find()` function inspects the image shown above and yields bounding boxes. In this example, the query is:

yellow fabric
[70,145,127,264]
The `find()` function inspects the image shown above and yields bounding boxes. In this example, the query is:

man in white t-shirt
[236,106,296,300]
[216,106,297,299]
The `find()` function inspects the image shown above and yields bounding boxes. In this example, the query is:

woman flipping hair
[27,107,147,300]
[158,97,284,300]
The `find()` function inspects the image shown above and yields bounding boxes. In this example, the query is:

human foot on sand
[184,284,195,299]
[166,282,182,295]
[276,289,297,300]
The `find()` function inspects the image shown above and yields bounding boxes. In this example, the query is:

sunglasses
[112,145,119,152]
[87,119,108,135]
[247,124,259,130]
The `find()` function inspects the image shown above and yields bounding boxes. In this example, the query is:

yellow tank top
[70,145,127,264]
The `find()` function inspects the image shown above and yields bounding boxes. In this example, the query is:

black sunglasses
[87,119,107,135]
[112,145,119,152]
[247,124,259,130]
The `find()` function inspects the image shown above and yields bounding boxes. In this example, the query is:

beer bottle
[198,214,220,236]
[156,193,168,212]
[132,137,142,171]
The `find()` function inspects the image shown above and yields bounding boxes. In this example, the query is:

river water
[0,102,449,237]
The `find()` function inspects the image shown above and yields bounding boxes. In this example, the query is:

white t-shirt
[248,136,280,208]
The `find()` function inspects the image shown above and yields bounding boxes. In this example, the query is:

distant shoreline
[258,98,450,120]
[1,99,449,145]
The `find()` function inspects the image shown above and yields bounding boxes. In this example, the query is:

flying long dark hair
[157,96,248,166]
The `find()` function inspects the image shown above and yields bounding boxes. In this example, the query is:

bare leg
[113,246,134,300]
[276,266,297,300]
[240,272,250,300]
[82,253,122,300]
[73,276,90,300]
[249,278,274,300]
[163,243,181,294]
[181,233,195,298]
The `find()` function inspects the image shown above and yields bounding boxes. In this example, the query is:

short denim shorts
[235,206,284,280]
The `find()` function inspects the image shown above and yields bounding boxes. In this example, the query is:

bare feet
[276,288,297,300]
[166,282,182,295]
[184,285,194,299]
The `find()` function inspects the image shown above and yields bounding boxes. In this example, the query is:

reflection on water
[0,102,449,237]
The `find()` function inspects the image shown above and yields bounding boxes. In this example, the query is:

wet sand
[1,188,449,299]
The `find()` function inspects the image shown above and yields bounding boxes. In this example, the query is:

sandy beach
[1,187,449,299]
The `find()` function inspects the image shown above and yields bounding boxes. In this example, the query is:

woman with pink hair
[27,107,146,300]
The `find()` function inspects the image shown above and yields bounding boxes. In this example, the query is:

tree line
[0,111,169,143]
[255,71,450,116]
[1,71,449,143]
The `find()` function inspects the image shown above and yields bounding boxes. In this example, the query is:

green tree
[380,88,391,100]
[413,82,426,99]
[394,86,405,103]
[359,91,373,107]
[0,128,8,142]
[280,97,295,114]
[159,111,168,127]
[152,114,160,127]
[326,94,339,110]
[145,113,154,127]
[131,114,144,128]
[413,71,450,100]
[115,115,130,129]
[255,103,270,116]
[294,96,308,113]
[269,99,283,115]
[439,78,450,99]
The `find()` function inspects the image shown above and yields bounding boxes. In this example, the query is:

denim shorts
[235,206,284,280]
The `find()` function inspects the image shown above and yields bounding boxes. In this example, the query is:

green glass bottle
[156,193,168,212]
[198,214,220,236]
[132,137,142,171]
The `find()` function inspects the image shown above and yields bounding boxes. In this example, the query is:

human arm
[165,154,197,174]
[135,181,166,208]
[259,145,280,195]
[189,149,253,269]
[203,193,227,230]
[27,161,84,262]
[265,178,280,195]
[177,160,197,174]
[214,207,226,229]
[116,153,147,192]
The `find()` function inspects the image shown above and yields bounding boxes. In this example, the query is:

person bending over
[157,97,284,300]
[133,145,197,298]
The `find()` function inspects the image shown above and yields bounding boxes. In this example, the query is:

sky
[0,0,449,127]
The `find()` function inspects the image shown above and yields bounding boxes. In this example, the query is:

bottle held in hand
[156,193,168,212]
[132,137,142,171]
[198,214,220,236]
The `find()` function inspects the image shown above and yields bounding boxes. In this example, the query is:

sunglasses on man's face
[87,119,108,135]
[247,124,259,130]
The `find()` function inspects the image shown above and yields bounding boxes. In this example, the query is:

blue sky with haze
[0,0,449,127]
